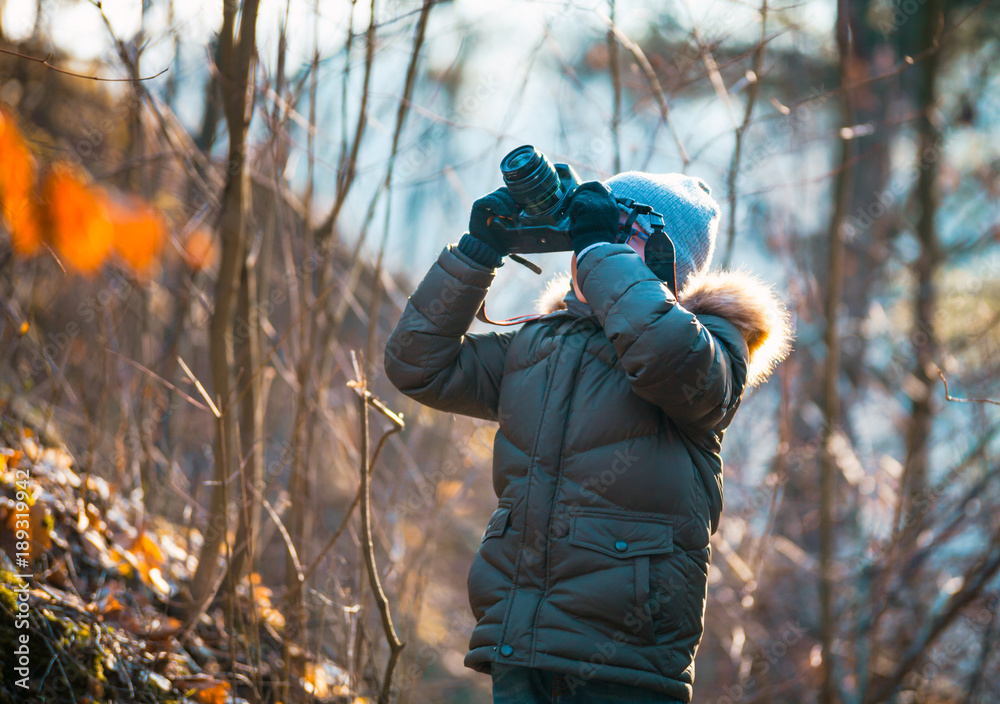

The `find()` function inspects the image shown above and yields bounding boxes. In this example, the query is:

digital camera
[489,145,582,254]
[491,144,678,294]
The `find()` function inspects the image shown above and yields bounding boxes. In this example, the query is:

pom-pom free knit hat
[604,171,721,290]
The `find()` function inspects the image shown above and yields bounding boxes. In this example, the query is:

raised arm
[577,244,748,428]
[384,188,521,421]
[568,182,749,429]
[384,245,514,421]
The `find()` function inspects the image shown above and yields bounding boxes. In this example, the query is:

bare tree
[188,0,261,620]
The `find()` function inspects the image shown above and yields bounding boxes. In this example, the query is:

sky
[3,0,837,70]
[0,0,841,296]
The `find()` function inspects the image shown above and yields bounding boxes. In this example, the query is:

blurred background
[0,0,999,702]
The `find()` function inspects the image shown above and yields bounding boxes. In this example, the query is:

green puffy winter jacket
[384,242,789,701]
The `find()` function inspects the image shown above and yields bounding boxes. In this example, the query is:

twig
[0,47,167,82]
[247,482,304,583]
[867,533,1000,703]
[723,0,768,267]
[176,355,222,417]
[349,351,405,704]
[937,368,1000,406]
[364,0,435,380]
[607,0,621,173]
[680,0,737,129]
[105,349,211,413]
[818,3,856,702]
[774,0,987,114]
[600,13,689,167]
[300,392,403,584]
[315,0,377,241]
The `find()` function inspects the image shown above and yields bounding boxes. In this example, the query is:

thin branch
[724,0,768,267]
[819,2,856,702]
[364,0,435,380]
[601,13,689,167]
[316,0,377,242]
[867,533,1000,703]
[300,393,403,584]
[248,482,304,583]
[348,351,405,704]
[105,349,211,413]
[938,368,1000,406]
[0,47,168,82]
[607,0,621,173]
[176,355,222,418]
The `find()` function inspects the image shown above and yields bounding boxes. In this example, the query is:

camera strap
[614,197,677,295]
[475,305,544,326]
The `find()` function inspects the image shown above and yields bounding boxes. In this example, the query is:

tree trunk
[187,0,260,619]
[229,254,263,582]
[897,0,943,540]
[819,2,856,702]
[839,0,899,392]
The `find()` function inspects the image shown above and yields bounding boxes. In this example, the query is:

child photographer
[385,159,790,703]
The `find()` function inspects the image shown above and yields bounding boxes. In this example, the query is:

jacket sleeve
[577,244,749,429]
[383,245,514,421]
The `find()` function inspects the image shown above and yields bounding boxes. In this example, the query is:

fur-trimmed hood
[536,270,792,388]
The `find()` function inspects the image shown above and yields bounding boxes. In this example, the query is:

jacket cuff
[577,244,676,320]
[457,234,504,269]
[440,244,497,288]
[576,241,612,265]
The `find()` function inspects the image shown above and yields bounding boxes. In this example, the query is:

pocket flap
[569,511,673,558]
[482,504,512,541]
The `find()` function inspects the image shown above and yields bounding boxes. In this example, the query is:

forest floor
[0,410,350,704]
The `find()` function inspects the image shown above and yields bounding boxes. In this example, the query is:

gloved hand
[458,187,519,268]
[569,181,620,257]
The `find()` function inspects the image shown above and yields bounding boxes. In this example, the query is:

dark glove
[568,181,620,257]
[458,187,519,268]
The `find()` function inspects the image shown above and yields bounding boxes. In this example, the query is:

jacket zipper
[496,321,570,652]
[528,318,595,666]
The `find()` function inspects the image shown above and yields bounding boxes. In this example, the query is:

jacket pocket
[569,510,674,558]
[469,501,515,622]
[482,502,512,542]
[567,509,673,643]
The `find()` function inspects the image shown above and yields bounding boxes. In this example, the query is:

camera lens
[500,145,564,216]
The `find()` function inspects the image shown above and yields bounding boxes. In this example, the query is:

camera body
[490,145,582,254]
[492,144,678,294]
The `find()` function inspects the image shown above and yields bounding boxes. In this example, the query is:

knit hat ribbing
[604,171,721,290]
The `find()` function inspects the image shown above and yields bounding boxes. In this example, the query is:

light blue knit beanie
[604,171,721,290]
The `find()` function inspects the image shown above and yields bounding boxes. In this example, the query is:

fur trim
[535,270,792,388]
[536,274,571,315]
[678,270,792,387]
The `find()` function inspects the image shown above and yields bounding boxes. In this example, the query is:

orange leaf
[181,228,217,272]
[193,682,231,704]
[1,497,51,563]
[42,164,114,274]
[0,110,42,255]
[173,677,231,704]
[106,197,166,272]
